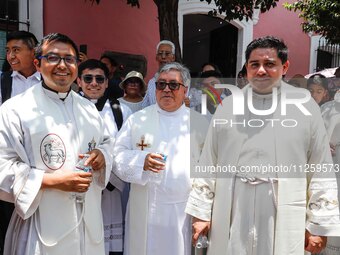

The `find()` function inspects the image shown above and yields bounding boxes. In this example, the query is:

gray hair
[155,62,191,88]
[156,40,175,55]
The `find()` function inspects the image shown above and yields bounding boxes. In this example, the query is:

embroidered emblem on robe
[40,133,66,170]
[88,137,97,152]
[136,135,150,151]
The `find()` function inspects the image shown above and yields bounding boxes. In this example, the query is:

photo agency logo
[200,83,312,128]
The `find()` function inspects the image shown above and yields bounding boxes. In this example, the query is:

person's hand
[184,96,190,107]
[304,230,327,254]
[42,171,92,192]
[143,153,165,173]
[84,149,105,171]
[79,52,88,62]
[192,217,211,246]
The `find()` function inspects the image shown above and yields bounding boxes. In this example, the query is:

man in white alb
[319,89,340,255]
[77,59,131,255]
[114,62,208,255]
[186,36,340,255]
[0,33,113,255]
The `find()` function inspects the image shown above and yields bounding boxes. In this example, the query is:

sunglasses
[39,54,78,65]
[126,78,142,85]
[155,81,185,91]
[82,74,106,84]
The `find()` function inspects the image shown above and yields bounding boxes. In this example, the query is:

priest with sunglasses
[113,62,208,255]
[77,59,131,255]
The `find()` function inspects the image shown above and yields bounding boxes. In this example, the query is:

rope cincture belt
[234,172,278,210]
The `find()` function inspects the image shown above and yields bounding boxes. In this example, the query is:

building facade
[0,0,338,79]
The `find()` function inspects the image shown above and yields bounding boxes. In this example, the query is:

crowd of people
[0,31,340,255]
[287,68,340,107]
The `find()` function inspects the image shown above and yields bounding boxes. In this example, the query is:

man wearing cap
[77,59,131,255]
[118,71,146,113]
[113,62,208,255]
[142,40,175,108]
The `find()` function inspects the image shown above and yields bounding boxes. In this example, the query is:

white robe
[320,98,340,255]
[99,100,131,254]
[186,83,340,255]
[0,83,114,255]
[113,103,208,255]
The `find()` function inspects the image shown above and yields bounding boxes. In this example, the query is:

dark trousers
[109,252,123,255]
[0,201,14,255]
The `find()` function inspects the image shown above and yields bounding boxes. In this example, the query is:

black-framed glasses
[82,74,106,84]
[39,54,78,65]
[155,81,185,91]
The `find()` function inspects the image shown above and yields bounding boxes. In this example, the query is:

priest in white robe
[0,33,114,255]
[77,59,131,255]
[113,62,208,255]
[186,36,340,255]
[319,91,340,255]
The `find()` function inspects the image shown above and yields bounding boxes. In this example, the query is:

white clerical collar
[156,102,186,116]
[250,84,282,100]
[42,82,71,100]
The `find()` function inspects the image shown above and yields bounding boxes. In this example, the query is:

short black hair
[238,64,247,78]
[6,30,38,50]
[200,70,222,79]
[201,62,221,74]
[35,33,79,61]
[245,36,288,64]
[100,51,118,66]
[78,59,109,78]
[307,74,328,90]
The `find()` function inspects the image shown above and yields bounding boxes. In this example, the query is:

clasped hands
[41,149,105,193]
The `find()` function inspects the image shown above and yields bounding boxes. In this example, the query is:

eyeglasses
[126,83,141,87]
[155,81,185,91]
[82,74,106,84]
[39,54,78,65]
[156,51,173,57]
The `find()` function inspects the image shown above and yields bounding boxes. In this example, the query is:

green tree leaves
[284,0,340,44]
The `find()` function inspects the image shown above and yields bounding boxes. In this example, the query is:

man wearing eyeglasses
[142,40,175,108]
[77,59,131,255]
[0,33,114,255]
[113,62,208,255]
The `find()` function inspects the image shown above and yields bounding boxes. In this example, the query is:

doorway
[183,14,238,78]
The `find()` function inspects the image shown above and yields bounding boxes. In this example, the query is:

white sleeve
[185,118,217,221]
[0,104,44,219]
[121,103,132,122]
[113,117,149,185]
[0,72,3,105]
[94,123,115,188]
[306,101,340,236]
